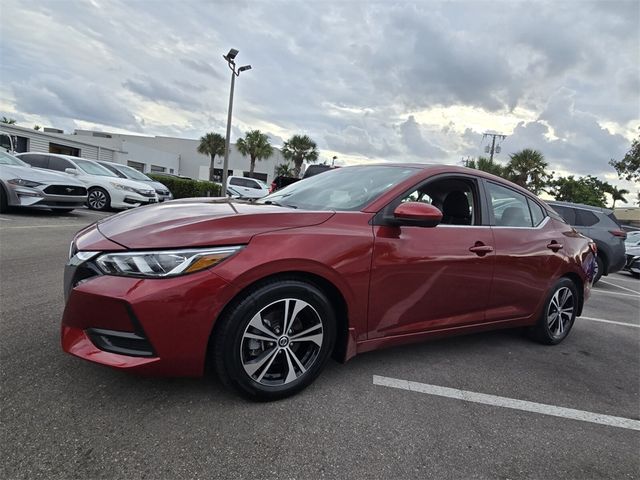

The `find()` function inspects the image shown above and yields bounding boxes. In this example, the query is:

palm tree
[275,162,294,177]
[281,134,319,177]
[197,132,226,181]
[236,130,274,177]
[464,156,508,177]
[506,149,552,194]
[608,186,629,209]
[1,117,17,124]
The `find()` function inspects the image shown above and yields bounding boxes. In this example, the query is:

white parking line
[599,280,640,295]
[0,217,14,221]
[373,375,640,431]
[592,289,640,298]
[2,224,82,230]
[580,316,639,328]
[606,276,640,285]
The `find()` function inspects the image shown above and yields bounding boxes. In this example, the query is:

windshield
[0,150,28,166]
[75,158,115,176]
[115,164,152,181]
[258,165,417,211]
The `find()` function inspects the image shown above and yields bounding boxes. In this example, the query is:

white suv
[16,153,158,210]
[227,176,269,199]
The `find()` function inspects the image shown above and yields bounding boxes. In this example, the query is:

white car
[226,176,269,199]
[96,160,173,202]
[16,153,158,210]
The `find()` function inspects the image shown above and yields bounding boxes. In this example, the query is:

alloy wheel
[88,190,107,210]
[240,298,324,386]
[547,286,574,338]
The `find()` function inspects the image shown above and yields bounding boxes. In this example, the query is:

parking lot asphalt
[1,209,639,479]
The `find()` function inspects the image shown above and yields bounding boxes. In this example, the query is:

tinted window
[49,156,74,172]
[575,209,599,227]
[245,179,260,189]
[487,182,533,227]
[99,162,126,178]
[551,205,576,225]
[19,154,49,169]
[528,199,546,226]
[229,177,242,186]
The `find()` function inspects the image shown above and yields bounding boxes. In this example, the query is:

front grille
[87,328,155,357]
[138,190,156,197]
[155,189,169,195]
[44,185,87,196]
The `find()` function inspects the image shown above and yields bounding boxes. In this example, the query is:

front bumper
[109,189,158,209]
[6,183,87,209]
[624,254,640,275]
[61,258,238,376]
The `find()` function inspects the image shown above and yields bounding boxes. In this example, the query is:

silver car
[96,161,173,202]
[0,150,87,213]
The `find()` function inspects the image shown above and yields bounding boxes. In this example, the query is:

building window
[169,168,174,174]
[150,165,166,173]
[49,143,80,157]
[127,161,145,172]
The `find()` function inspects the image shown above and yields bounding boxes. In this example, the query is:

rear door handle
[469,243,494,256]
[547,241,563,252]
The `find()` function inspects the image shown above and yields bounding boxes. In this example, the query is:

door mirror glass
[392,202,442,227]
[65,168,79,175]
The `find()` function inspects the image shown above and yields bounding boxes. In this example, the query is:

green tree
[1,117,16,124]
[609,129,640,183]
[547,175,612,207]
[275,162,294,177]
[33,125,41,131]
[507,149,552,194]
[605,185,629,209]
[236,130,274,177]
[197,132,226,181]
[464,156,509,177]
[281,134,319,177]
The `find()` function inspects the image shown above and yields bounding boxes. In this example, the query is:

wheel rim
[240,298,323,386]
[593,258,600,279]
[547,287,574,338]
[88,190,107,209]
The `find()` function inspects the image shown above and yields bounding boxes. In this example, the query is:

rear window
[575,209,599,227]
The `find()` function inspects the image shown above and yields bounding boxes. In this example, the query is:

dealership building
[0,124,285,183]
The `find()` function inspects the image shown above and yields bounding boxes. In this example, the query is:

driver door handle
[547,241,563,252]
[469,243,494,256]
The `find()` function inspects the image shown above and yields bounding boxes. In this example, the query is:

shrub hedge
[147,174,222,199]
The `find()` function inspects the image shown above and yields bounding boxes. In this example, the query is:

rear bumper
[61,263,238,376]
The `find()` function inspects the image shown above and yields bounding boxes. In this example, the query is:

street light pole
[221,49,251,194]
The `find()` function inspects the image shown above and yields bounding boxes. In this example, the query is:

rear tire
[87,188,110,211]
[213,279,336,401]
[529,278,578,345]
[0,185,7,213]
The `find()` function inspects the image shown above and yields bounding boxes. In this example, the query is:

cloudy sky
[1,0,639,196]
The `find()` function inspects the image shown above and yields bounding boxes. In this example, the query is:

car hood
[96,197,334,249]
[143,180,170,191]
[0,164,85,185]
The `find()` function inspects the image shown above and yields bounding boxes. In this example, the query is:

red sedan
[62,164,595,400]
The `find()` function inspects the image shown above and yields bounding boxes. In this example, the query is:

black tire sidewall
[593,256,604,284]
[216,280,336,400]
[537,278,578,345]
[0,185,7,213]
[88,187,111,211]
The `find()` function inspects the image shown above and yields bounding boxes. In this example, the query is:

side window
[527,199,546,226]
[246,179,260,189]
[399,176,479,225]
[487,182,533,227]
[552,206,576,225]
[20,154,49,169]
[49,157,73,172]
[575,209,599,227]
[229,177,242,186]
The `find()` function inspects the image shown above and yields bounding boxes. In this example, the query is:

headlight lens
[8,178,43,188]
[95,246,243,277]
[110,182,136,193]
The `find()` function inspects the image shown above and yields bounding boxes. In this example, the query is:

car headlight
[94,246,243,277]
[110,182,136,193]
[7,178,43,188]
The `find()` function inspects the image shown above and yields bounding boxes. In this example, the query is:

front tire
[213,279,336,401]
[529,278,578,345]
[0,185,8,213]
[593,255,604,284]
[87,188,110,211]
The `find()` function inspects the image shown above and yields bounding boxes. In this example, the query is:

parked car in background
[16,153,158,211]
[226,176,269,199]
[269,175,300,194]
[302,164,337,179]
[624,232,640,278]
[0,150,87,213]
[548,201,626,283]
[62,164,595,400]
[97,161,173,202]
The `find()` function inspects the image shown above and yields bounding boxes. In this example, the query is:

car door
[244,178,263,198]
[484,181,566,322]
[367,174,495,339]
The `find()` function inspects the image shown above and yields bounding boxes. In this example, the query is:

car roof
[546,200,612,214]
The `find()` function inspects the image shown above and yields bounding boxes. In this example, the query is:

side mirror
[391,202,443,228]
[65,168,79,175]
